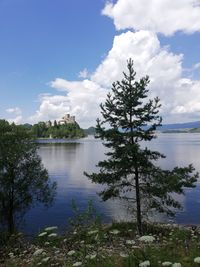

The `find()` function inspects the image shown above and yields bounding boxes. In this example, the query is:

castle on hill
[45,114,76,127]
[58,114,75,125]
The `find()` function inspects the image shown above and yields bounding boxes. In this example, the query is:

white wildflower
[38,232,47,237]
[162,262,172,266]
[67,250,76,256]
[33,249,44,256]
[42,257,50,262]
[172,263,181,267]
[48,233,57,237]
[120,252,129,258]
[8,252,14,258]
[132,245,140,249]
[139,235,155,243]
[90,253,97,259]
[44,226,58,231]
[139,260,150,267]
[73,262,82,266]
[109,229,120,235]
[126,240,135,245]
[86,254,97,260]
[194,257,200,263]
[88,230,99,235]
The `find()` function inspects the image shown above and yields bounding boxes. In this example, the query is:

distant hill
[22,123,32,130]
[83,126,96,135]
[161,127,200,133]
[158,121,200,131]
[83,122,200,135]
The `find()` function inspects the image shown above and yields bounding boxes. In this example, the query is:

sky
[1,0,200,128]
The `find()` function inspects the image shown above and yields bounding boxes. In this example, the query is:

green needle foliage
[85,59,198,234]
[0,120,57,234]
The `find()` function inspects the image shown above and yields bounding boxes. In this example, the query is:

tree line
[24,120,85,139]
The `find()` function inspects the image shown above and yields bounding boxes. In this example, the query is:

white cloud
[29,94,71,123]
[6,107,21,115]
[9,115,23,124]
[102,0,200,36]
[4,1,200,127]
[91,31,182,88]
[30,79,107,127]
[79,68,89,79]
[30,30,200,126]
[6,107,23,124]
[193,62,200,70]
[91,30,200,123]
[171,79,200,118]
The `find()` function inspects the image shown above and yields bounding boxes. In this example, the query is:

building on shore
[58,114,75,125]
[45,114,76,127]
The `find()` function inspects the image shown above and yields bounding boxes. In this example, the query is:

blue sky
[1,0,200,127]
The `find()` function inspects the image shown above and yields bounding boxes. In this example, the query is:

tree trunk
[8,182,15,235]
[8,207,15,235]
[135,168,142,235]
[130,114,142,234]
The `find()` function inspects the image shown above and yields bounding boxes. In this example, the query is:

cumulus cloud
[28,1,200,127]
[29,94,71,123]
[183,62,200,79]
[29,79,107,127]
[193,62,200,70]
[102,0,200,36]
[30,29,200,126]
[91,31,182,88]
[6,107,21,115]
[171,79,200,118]
[6,107,23,124]
[79,68,89,79]
[92,30,200,122]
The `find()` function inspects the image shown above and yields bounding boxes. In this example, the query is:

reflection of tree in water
[26,136,200,234]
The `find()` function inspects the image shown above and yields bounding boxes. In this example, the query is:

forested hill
[23,121,85,139]
[158,121,200,130]
[20,120,200,138]
[83,126,96,135]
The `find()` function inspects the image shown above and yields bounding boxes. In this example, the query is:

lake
[24,133,200,234]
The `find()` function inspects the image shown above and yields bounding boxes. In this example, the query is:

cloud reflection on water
[24,134,200,233]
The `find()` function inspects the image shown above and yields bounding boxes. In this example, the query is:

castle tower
[58,114,76,125]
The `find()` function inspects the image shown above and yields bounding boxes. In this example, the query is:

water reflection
[149,133,200,225]
[24,134,200,233]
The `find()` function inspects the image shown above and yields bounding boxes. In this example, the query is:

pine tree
[85,59,198,234]
[54,120,58,128]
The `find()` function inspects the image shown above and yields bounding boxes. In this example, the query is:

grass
[1,222,200,266]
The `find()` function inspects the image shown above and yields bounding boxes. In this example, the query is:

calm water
[24,133,200,234]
